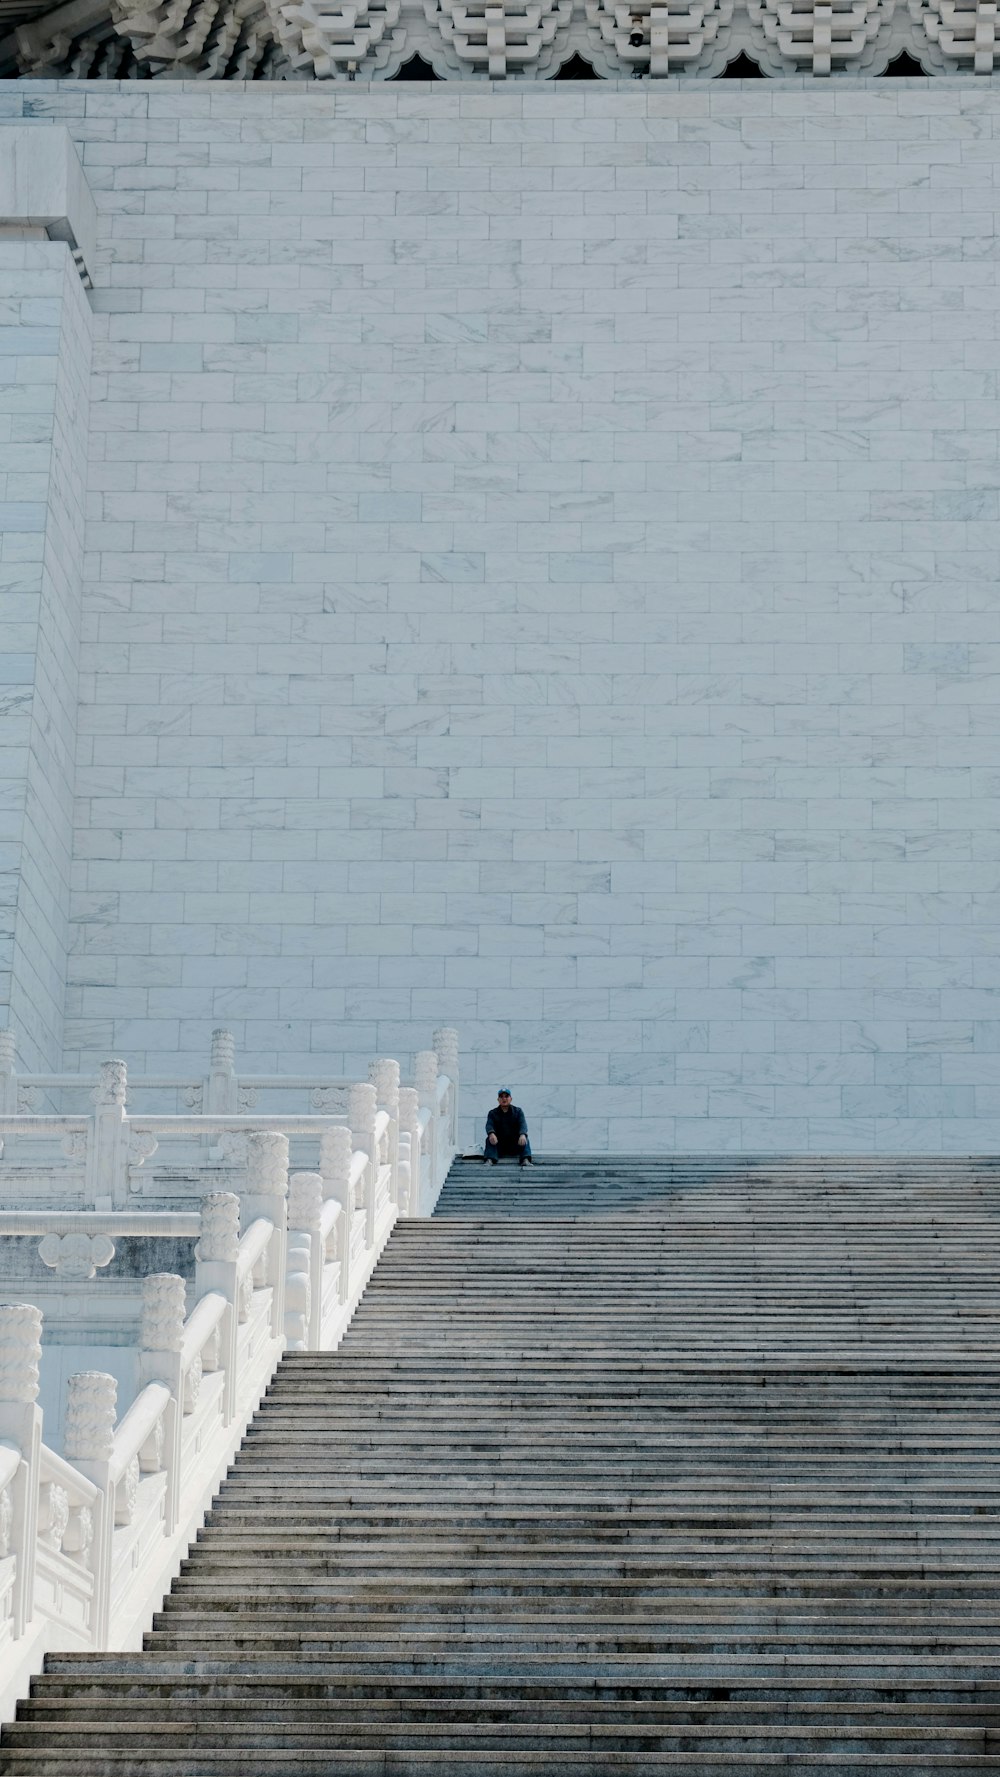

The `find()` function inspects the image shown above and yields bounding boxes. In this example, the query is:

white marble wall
[0,235,89,1068]
[4,80,1000,1151]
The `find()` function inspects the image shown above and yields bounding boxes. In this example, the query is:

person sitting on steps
[484,1089,533,1168]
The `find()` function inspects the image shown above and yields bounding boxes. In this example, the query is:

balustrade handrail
[128,1114,348,1135]
[236,1216,273,1277]
[0,1212,201,1238]
[11,1074,199,1090]
[108,1382,170,1487]
[0,1028,460,1727]
[0,1116,89,1135]
[318,1199,341,1243]
[179,1293,227,1373]
[0,1440,19,1491]
[39,1443,100,1507]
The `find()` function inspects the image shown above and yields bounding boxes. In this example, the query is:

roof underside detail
[0,0,996,83]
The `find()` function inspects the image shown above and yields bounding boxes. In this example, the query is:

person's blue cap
[498,1087,511,1095]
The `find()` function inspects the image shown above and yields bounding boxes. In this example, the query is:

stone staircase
[5,1153,1000,1772]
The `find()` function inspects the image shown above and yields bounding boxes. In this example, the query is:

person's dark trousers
[484,1140,532,1163]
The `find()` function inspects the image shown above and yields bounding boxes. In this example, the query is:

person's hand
[518,1134,527,1146]
[488,1133,498,1145]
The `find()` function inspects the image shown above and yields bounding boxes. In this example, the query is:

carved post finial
[196,1191,240,1263]
[433,1028,459,1078]
[210,1029,235,1074]
[414,1049,439,1104]
[288,1172,323,1234]
[0,1304,42,1404]
[65,1371,117,1464]
[320,1127,355,1255]
[141,1274,186,1353]
[320,1124,353,1192]
[398,1086,420,1139]
[246,1131,289,1198]
[368,1057,401,1113]
[349,1081,377,1142]
[93,1060,127,1109]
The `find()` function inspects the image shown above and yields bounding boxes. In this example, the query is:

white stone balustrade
[0,1027,454,1121]
[0,1030,459,1218]
[0,1035,459,1725]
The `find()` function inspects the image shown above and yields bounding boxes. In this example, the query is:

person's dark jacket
[486,1104,528,1155]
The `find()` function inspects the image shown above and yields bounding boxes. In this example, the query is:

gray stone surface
[7,1154,1000,1769]
[4,87,1000,1147]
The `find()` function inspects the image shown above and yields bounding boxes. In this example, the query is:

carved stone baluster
[88,1060,130,1210]
[207,1028,237,1114]
[414,1050,440,1202]
[320,1125,354,1303]
[414,1050,439,1107]
[349,1083,378,1248]
[194,1191,240,1424]
[63,1367,119,1632]
[397,1087,421,1217]
[369,1058,400,1206]
[286,1171,323,1350]
[433,1027,460,1152]
[242,1132,288,1339]
[37,1482,69,1550]
[138,1275,187,1538]
[65,1371,118,1547]
[0,1305,42,1636]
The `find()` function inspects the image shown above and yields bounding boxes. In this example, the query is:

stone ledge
[0,123,96,283]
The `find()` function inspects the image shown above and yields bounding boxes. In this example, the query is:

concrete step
[7,1155,1000,1773]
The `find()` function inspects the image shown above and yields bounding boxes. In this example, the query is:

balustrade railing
[0,1029,458,1217]
[0,1031,459,1723]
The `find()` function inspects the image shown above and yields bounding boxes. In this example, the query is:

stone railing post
[286,1172,323,1351]
[368,1058,400,1207]
[86,1061,129,1210]
[414,1049,440,1202]
[194,1192,240,1422]
[0,1303,43,1638]
[433,1027,460,1150]
[0,1029,17,1114]
[138,1274,186,1533]
[63,1370,117,1645]
[349,1083,378,1248]
[320,1126,354,1304]
[242,1132,288,1340]
[397,1087,421,1217]
[206,1028,237,1115]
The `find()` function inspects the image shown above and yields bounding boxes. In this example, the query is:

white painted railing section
[0,1031,458,1722]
